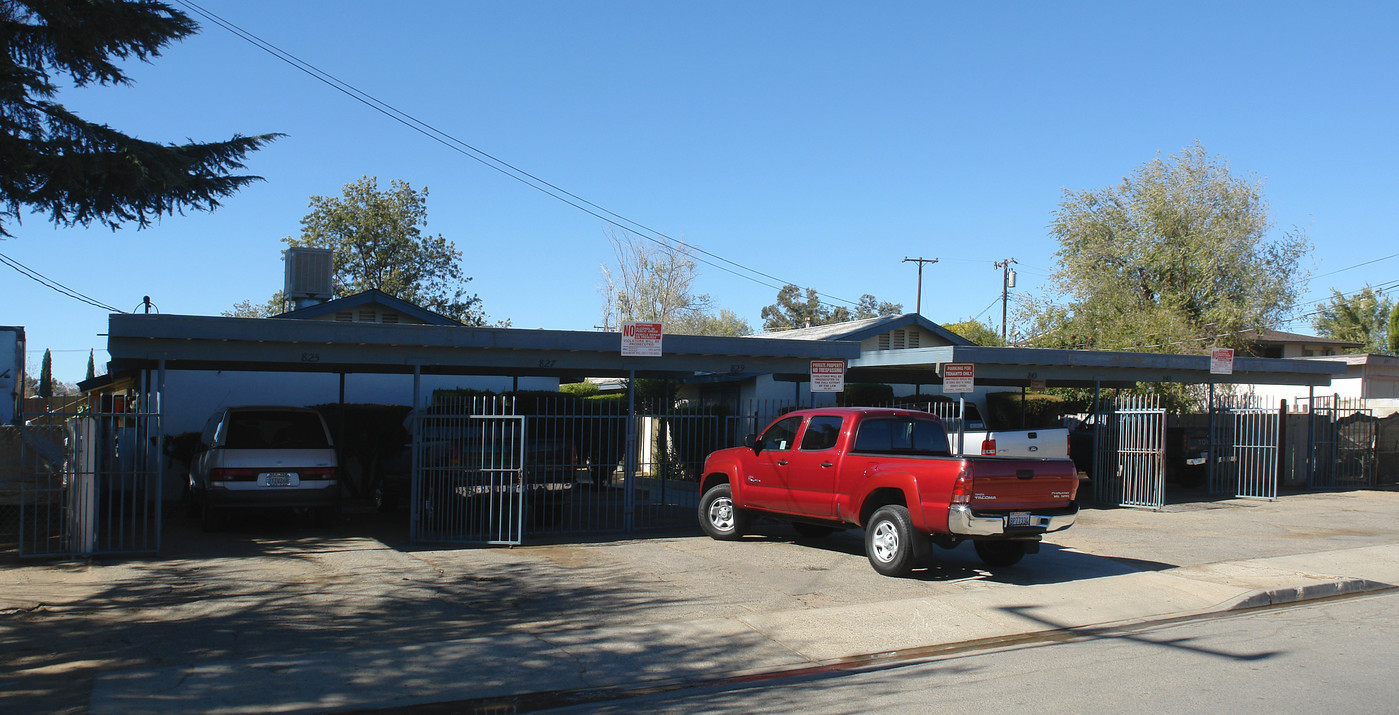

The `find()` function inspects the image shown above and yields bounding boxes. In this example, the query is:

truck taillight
[951,465,973,504]
[981,438,997,456]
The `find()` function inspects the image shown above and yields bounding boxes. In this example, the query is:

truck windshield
[852,418,951,457]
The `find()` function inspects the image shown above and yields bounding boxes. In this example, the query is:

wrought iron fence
[2,408,163,559]
[1309,396,1375,489]
[1209,394,1280,500]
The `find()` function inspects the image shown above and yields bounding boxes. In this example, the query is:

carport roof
[103,314,1344,389]
[104,313,861,378]
[845,344,1345,388]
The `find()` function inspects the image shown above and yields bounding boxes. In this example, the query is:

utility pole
[994,258,1017,343]
[902,257,938,316]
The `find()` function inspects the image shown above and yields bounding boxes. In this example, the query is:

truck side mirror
[744,433,760,454]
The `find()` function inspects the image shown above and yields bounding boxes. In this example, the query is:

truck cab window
[854,418,951,457]
[759,416,803,452]
[800,416,844,451]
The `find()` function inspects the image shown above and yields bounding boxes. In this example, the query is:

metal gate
[1209,396,1280,500]
[410,399,527,545]
[8,408,163,558]
[1309,397,1375,489]
[1092,395,1166,509]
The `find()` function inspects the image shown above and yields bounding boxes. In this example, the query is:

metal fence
[2,408,163,559]
[1092,395,1166,510]
[409,396,780,543]
[1309,396,1375,489]
[1209,394,1280,500]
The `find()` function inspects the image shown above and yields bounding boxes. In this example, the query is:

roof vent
[285,247,334,309]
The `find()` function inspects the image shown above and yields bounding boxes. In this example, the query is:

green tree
[600,229,751,335]
[943,318,1005,346]
[760,284,901,331]
[85,350,95,381]
[1313,286,1393,354]
[223,294,284,318]
[37,348,52,398]
[1022,141,1310,353]
[282,176,485,324]
[854,295,903,320]
[1,0,279,237]
[672,308,752,337]
[1389,304,1399,356]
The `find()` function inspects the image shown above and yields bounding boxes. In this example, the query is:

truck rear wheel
[974,540,1027,567]
[865,505,918,577]
[699,484,749,540]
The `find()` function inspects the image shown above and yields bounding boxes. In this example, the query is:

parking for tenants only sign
[942,363,974,393]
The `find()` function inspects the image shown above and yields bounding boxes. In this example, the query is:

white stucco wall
[158,370,558,435]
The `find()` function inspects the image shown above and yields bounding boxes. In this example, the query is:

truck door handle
[777,460,788,466]
[821,461,834,468]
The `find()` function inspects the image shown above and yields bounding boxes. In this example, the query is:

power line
[175,1,862,310]
[1312,252,1399,280]
[0,250,123,313]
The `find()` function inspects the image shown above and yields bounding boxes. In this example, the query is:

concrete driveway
[4,489,1399,713]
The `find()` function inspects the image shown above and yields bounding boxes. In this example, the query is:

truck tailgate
[968,459,1077,510]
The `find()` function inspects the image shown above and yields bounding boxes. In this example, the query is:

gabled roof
[273,289,461,326]
[747,313,974,346]
[1239,328,1363,348]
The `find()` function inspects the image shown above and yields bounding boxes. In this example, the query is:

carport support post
[156,358,166,553]
[624,369,637,532]
[957,396,965,454]
[1207,381,1216,493]
[411,365,422,541]
[1306,385,1316,486]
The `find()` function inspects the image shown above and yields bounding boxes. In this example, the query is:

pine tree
[38,349,52,399]
[1,1,282,236]
[86,350,96,381]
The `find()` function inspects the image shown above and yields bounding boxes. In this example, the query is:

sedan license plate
[264,473,294,487]
[1008,511,1031,528]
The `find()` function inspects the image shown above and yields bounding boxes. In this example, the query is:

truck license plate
[1008,511,1031,527]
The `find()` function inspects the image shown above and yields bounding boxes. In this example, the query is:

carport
[842,344,1347,508]
[37,313,858,554]
[10,313,1349,558]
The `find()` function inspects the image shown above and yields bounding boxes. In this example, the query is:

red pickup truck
[698,407,1079,576]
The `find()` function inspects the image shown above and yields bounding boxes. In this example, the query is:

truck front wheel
[865,505,918,576]
[699,484,749,540]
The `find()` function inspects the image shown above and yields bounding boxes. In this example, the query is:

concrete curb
[1226,578,1396,611]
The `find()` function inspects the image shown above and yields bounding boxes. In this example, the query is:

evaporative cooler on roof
[285,247,334,309]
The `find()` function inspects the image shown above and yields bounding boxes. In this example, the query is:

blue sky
[5,1,1397,383]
